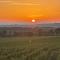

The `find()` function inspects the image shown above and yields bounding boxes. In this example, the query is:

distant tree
[48,29,54,36]
[55,28,60,36]
[38,29,43,36]
[1,30,7,37]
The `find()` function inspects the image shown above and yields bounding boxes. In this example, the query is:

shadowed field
[0,36,60,60]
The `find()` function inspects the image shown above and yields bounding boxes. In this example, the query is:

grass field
[0,36,60,60]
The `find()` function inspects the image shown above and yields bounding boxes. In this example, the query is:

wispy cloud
[0,1,12,3]
[0,0,40,5]
[11,2,40,5]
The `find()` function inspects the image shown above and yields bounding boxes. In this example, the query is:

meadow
[0,36,60,60]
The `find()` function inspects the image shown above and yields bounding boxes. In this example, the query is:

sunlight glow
[32,19,35,23]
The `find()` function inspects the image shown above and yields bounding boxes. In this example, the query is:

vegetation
[0,36,60,60]
[0,27,60,37]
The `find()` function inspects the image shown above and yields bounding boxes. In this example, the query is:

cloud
[11,3,40,5]
[0,0,40,5]
[0,1,12,3]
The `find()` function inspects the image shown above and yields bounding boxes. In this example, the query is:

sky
[0,0,60,23]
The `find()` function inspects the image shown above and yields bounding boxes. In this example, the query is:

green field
[0,36,60,60]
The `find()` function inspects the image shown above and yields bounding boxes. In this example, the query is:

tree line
[0,27,60,37]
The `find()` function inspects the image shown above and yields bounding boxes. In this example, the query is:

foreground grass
[0,36,60,60]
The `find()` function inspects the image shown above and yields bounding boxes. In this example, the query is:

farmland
[0,36,60,60]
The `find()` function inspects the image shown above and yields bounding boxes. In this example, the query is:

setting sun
[32,19,35,23]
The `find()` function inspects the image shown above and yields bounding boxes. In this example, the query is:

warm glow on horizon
[0,0,60,23]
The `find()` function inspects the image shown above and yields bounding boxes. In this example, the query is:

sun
[32,19,35,23]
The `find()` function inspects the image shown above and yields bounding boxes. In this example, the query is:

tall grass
[0,37,60,60]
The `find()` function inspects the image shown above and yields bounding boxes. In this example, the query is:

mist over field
[0,22,60,27]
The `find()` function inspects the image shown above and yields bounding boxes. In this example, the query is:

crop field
[0,36,60,60]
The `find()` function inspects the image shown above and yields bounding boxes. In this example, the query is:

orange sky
[0,0,60,23]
